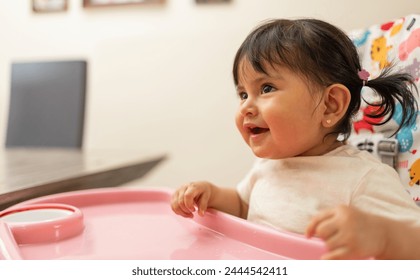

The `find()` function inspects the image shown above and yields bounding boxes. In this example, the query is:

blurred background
[0,0,419,189]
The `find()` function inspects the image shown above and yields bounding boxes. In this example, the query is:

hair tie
[358,69,370,86]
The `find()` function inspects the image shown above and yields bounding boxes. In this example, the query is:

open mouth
[249,127,270,135]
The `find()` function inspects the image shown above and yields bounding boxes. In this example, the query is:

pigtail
[363,66,418,135]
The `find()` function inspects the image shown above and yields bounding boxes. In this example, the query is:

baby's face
[234,59,330,159]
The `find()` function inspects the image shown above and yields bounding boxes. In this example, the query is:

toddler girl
[171,18,420,240]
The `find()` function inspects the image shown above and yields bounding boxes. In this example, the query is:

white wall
[1,0,419,188]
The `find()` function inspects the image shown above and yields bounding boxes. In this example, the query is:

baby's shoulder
[327,145,399,178]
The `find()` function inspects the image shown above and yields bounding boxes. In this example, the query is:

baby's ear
[321,84,351,128]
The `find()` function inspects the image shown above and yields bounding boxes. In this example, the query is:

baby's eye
[238,92,248,100]
[261,85,275,94]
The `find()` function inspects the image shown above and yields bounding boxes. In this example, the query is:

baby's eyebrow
[235,84,245,92]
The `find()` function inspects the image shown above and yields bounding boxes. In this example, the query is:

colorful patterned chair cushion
[348,14,420,204]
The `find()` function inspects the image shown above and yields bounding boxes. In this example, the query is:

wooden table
[0,148,166,210]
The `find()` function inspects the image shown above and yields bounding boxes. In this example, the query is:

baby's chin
[250,148,290,159]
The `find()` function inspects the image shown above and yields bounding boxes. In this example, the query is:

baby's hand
[171,181,214,218]
[305,205,386,260]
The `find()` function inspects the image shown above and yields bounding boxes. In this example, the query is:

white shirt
[237,145,420,234]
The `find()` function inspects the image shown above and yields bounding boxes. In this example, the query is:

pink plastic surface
[0,203,84,245]
[0,188,326,260]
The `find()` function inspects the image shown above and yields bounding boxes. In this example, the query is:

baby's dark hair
[232,18,418,140]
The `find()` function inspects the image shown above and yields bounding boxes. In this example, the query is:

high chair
[348,14,420,205]
[1,15,419,260]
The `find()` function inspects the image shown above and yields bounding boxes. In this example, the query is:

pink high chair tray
[0,188,325,260]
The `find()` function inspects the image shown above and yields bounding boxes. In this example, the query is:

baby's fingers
[183,184,201,213]
[196,191,210,216]
[306,209,335,238]
[171,182,212,218]
[171,188,194,218]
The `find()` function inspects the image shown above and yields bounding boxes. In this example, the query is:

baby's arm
[306,205,420,259]
[171,181,248,219]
